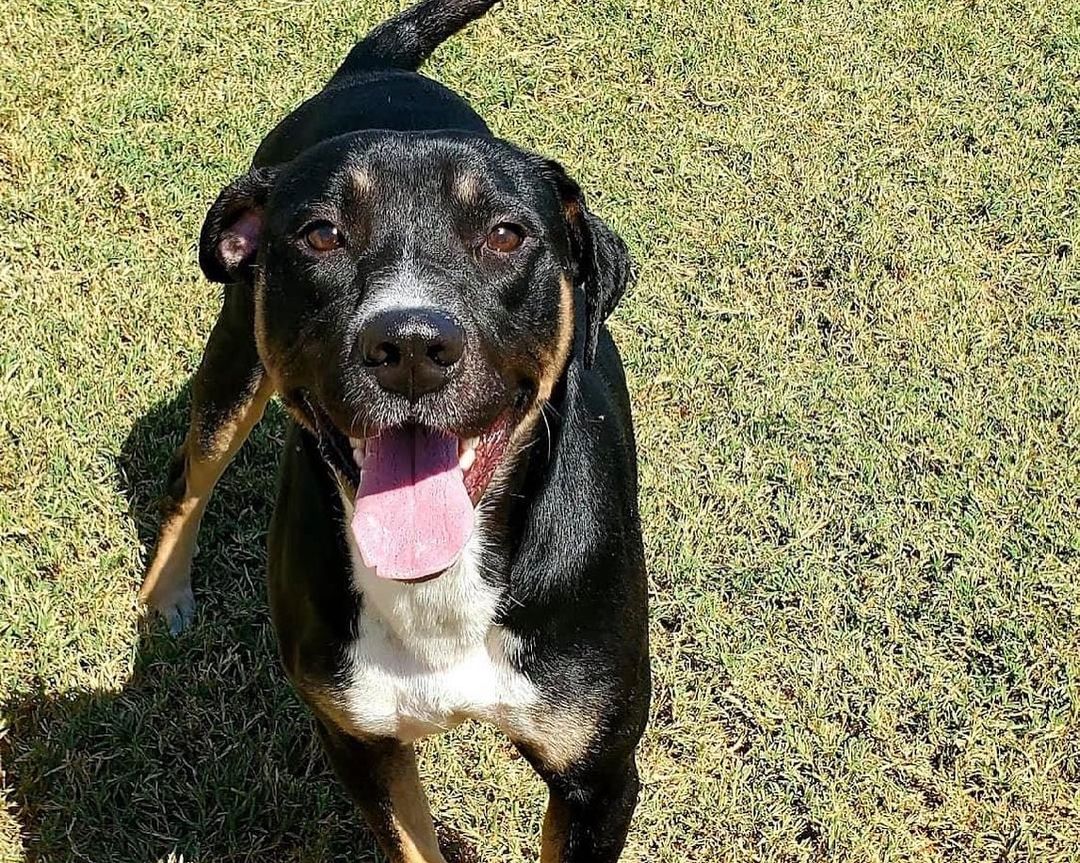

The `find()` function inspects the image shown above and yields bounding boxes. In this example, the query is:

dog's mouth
[306,398,513,583]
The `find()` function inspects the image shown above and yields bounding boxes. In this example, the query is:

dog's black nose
[360,309,465,397]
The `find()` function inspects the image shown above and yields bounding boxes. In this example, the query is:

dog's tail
[336,0,500,77]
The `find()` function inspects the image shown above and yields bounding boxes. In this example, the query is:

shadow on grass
[2,387,389,862]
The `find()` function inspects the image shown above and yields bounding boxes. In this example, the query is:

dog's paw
[145,584,197,635]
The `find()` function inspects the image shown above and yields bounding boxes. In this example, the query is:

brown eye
[485,223,525,254]
[304,222,342,251]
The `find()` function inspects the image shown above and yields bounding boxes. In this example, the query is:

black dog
[139,2,650,860]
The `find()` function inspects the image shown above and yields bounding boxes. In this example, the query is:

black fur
[194,2,649,860]
[336,0,502,75]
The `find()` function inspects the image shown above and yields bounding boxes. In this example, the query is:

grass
[1,0,1079,860]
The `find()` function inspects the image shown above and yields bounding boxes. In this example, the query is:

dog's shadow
[3,389,395,862]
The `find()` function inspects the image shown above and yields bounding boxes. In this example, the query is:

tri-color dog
[138,2,650,860]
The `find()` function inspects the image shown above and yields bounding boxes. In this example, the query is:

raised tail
[335,0,501,77]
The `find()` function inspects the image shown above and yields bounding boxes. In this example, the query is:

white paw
[149,585,197,635]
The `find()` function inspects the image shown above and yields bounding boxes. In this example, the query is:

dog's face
[200,132,630,580]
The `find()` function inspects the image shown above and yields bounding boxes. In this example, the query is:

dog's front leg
[516,742,641,863]
[138,284,272,632]
[316,722,447,863]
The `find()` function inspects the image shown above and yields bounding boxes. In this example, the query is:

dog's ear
[198,166,281,284]
[542,159,634,368]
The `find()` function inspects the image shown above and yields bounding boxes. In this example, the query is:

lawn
[1,0,1078,860]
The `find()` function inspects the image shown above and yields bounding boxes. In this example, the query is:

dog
[138,2,650,860]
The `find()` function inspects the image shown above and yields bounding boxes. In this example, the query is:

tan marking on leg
[540,794,571,863]
[138,375,274,613]
[303,688,445,863]
[303,684,373,743]
[509,702,597,776]
[385,750,447,863]
[315,725,448,863]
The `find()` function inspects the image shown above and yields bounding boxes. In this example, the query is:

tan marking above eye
[454,172,479,202]
[352,167,374,195]
[305,222,342,251]
[485,223,525,254]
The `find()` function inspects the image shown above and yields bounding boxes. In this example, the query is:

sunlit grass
[2,1,1078,861]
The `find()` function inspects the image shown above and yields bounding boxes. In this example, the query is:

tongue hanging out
[351,427,474,580]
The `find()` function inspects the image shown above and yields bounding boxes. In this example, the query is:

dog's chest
[337,532,538,743]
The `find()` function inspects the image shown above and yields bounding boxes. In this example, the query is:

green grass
[2,0,1079,860]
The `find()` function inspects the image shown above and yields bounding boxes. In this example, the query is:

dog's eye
[485,223,525,254]
[304,222,342,252]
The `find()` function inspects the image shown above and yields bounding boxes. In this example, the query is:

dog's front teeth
[459,448,476,472]
[458,437,478,472]
[350,437,366,469]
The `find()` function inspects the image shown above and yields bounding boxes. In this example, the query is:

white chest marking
[337,513,540,742]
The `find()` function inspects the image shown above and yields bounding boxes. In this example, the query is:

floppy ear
[198,166,281,284]
[542,160,634,368]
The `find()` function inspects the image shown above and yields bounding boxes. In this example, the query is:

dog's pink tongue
[351,427,473,580]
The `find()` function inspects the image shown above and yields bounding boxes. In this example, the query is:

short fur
[140,3,650,861]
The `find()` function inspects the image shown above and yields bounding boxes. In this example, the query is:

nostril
[428,322,465,368]
[359,308,465,396]
[427,342,456,367]
[365,341,399,367]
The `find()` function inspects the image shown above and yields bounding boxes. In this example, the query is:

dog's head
[199,132,631,581]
